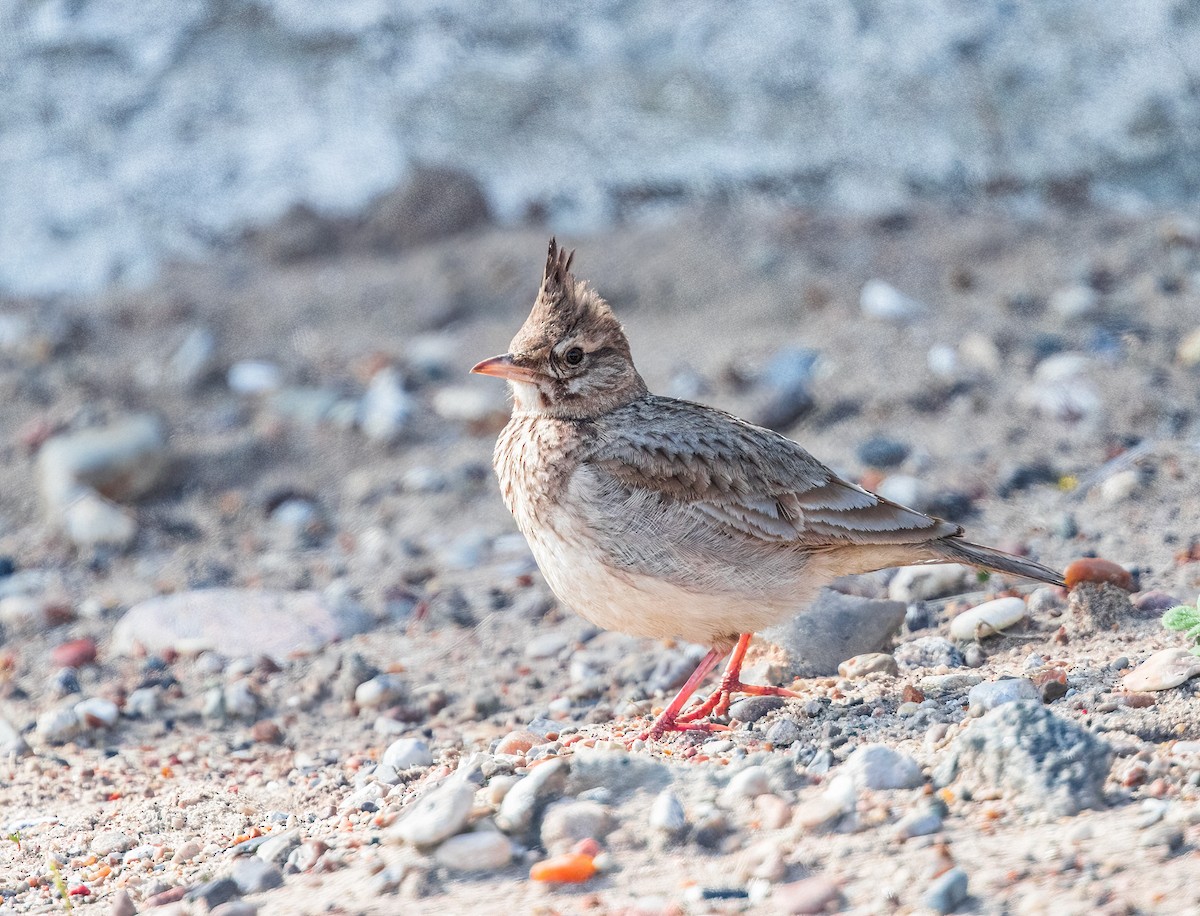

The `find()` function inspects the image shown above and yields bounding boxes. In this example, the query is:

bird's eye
[564,347,585,366]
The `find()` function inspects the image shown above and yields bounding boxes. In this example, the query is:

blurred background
[6,0,1200,297]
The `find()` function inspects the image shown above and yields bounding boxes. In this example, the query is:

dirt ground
[1,201,1199,914]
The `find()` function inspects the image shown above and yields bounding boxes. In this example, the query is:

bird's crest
[540,237,576,302]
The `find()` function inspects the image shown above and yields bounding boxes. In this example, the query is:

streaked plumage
[474,239,1064,737]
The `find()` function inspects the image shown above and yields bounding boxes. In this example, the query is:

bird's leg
[676,633,800,722]
[641,647,727,741]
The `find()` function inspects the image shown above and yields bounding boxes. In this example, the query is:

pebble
[173,839,202,863]
[110,890,137,916]
[112,588,373,661]
[391,778,475,847]
[168,327,217,388]
[1177,326,1200,366]
[51,638,97,668]
[496,758,569,838]
[529,851,597,884]
[838,652,898,678]
[857,436,910,469]
[256,829,302,866]
[842,744,923,790]
[1133,590,1181,613]
[765,717,803,746]
[382,738,433,770]
[539,800,614,853]
[649,789,688,837]
[223,680,258,719]
[228,360,282,394]
[93,830,133,856]
[727,695,785,723]
[494,730,540,756]
[765,591,906,677]
[75,697,119,729]
[37,705,80,743]
[921,867,969,914]
[566,748,670,798]
[888,564,971,602]
[919,673,983,692]
[1123,648,1200,692]
[1049,284,1099,319]
[894,805,944,839]
[432,385,505,425]
[773,875,841,914]
[38,414,168,509]
[949,596,1027,641]
[185,877,241,909]
[1064,557,1133,591]
[524,632,570,659]
[434,830,514,871]
[358,367,413,443]
[720,765,771,804]
[793,774,855,830]
[967,677,1039,716]
[212,904,258,916]
[894,636,964,670]
[63,490,138,549]
[935,701,1111,815]
[1099,468,1141,503]
[232,856,283,894]
[860,279,928,322]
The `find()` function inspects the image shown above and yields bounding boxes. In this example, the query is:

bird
[472,239,1065,740]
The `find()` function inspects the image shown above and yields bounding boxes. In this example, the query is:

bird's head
[471,239,646,419]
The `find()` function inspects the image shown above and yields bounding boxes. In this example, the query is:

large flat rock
[111,589,373,660]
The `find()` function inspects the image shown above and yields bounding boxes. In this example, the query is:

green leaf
[1162,605,1200,631]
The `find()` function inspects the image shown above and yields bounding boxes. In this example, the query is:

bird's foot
[676,679,801,723]
[640,712,731,743]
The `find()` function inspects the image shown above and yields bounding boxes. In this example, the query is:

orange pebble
[529,852,597,884]
[495,730,540,756]
[571,838,602,858]
[1064,558,1133,591]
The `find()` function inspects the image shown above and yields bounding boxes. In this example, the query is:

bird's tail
[931,537,1065,588]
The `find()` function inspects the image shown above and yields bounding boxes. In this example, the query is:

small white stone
[1049,284,1099,319]
[525,632,570,660]
[355,674,405,709]
[838,652,898,678]
[958,332,1002,373]
[888,564,971,602]
[949,596,1027,641]
[390,779,475,847]
[649,789,687,835]
[927,344,958,378]
[1177,327,1200,367]
[63,491,137,549]
[93,830,133,856]
[223,679,258,719]
[358,367,413,443]
[382,738,433,771]
[433,830,513,871]
[432,386,504,424]
[720,765,770,805]
[876,474,931,510]
[842,744,923,790]
[228,360,282,395]
[1123,648,1200,692]
[967,677,1039,716]
[37,706,81,743]
[1099,469,1141,504]
[75,697,119,729]
[860,279,928,322]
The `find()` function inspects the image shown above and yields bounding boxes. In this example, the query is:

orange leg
[643,633,800,740]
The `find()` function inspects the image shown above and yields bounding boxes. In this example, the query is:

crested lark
[473,240,1065,739]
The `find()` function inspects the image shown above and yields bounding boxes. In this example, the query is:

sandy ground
[1,202,1199,914]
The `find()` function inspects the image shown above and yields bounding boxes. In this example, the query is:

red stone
[1064,558,1133,591]
[50,638,97,669]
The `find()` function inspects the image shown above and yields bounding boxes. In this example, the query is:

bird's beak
[470,354,545,384]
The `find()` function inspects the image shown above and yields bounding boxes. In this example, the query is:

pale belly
[523,510,822,648]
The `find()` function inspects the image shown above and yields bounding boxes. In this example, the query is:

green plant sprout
[47,860,73,913]
[1162,602,1200,656]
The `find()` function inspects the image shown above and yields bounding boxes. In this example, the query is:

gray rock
[727,695,785,723]
[185,877,241,908]
[935,702,1111,816]
[256,829,302,867]
[894,636,964,671]
[764,717,803,747]
[967,677,1040,716]
[921,867,969,914]
[383,738,433,770]
[719,765,771,805]
[565,749,670,798]
[211,904,259,916]
[495,758,569,838]
[228,360,282,395]
[894,805,944,839]
[539,800,614,853]
[888,564,972,602]
[860,280,928,322]
[842,744,923,791]
[233,856,283,894]
[391,778,475,847]
[36,706,80,744]
[111,589,374,662]
[765,590,906,678]
[358,368,413,443]
[223,679,258,719]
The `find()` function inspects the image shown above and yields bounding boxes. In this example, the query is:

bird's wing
[586,397,960,549]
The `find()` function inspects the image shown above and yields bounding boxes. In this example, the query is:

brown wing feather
[588,396,958,548]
